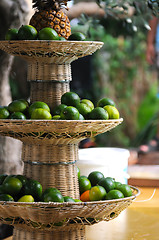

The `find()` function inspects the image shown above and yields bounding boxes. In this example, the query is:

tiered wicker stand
[0,40,139,240]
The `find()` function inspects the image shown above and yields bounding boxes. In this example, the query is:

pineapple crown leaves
[32,0,71,10]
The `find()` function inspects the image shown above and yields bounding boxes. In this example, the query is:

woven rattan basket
[0,40,139,240]
[0,186,139,230]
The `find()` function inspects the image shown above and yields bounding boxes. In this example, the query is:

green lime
[0,174,8,184]
[64,196,75,202]
[59,36,67,41]
[77,167,80,179]
[52,104,67,116]
[76,103,92,118]
[103,105,120,119]
[68,32,86,41]
[10,112,26,120]
[5,28,18,40]
[60,106,80,120]
[0,194,14,201]
[15,175,28,186]
[18,195,34,202]
[52,115,61,120]
[79,177,91,194]
[8,99,28,113]
[31,108,52,120]
[61,92,80,107]
[38,27,59,40]
[41,187,61,201]
[98,177,115,192]
[74,199,82,202]
[89,185,106,201]
[28,101,50,116]
[105,189,124,200]
[115,184,132,197]
[88,107,109,120]
[97,98,115,108]
[3,177,22,196]
[18,25,38,40]
[114,181,122,188]
[0,107,10,119]
[23,179,42,201]
[43,191,64,202]
[81,99,94,111]
[79,114,85,120]
[0,185,4,194]
[88,171,104,186]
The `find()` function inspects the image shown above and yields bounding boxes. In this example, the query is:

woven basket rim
[0,186,140,207]
[0,40,104,44]
[0,118,123,123]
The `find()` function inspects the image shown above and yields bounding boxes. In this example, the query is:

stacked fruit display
[0,92,120,120]
[0,169,132,203]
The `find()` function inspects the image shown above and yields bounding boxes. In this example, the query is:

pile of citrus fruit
[5,25,86,41]
[0,92,120,120]
[78,168,133,202]
[0,168,132,203]
[0,174,79,203]
[52,91,120,120]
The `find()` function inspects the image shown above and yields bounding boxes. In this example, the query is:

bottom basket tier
[0,186,139,231]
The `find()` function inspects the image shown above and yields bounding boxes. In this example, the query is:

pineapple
[30,0,71,39]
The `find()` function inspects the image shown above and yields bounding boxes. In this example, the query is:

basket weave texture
[0,186,139,231]
[0,40,104,63]
[0,119,123,144]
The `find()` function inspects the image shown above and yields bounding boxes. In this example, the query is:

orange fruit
[18,25,38,40]
[61,92,80,107]
[60,106,79,120]
[38,27,59,40]
[5,28,18,40]
[88,171,104,186]
[89,185,106,201]
[105,189,124,200]
[80,190,90,202]
[103,105,120,119]
[88,107,109,120]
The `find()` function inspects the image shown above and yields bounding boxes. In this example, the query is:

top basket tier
[0,40,104,64]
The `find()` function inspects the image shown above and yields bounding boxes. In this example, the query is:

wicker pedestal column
[13,226,86,240]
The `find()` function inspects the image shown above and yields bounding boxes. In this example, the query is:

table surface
[5,187,159,240]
